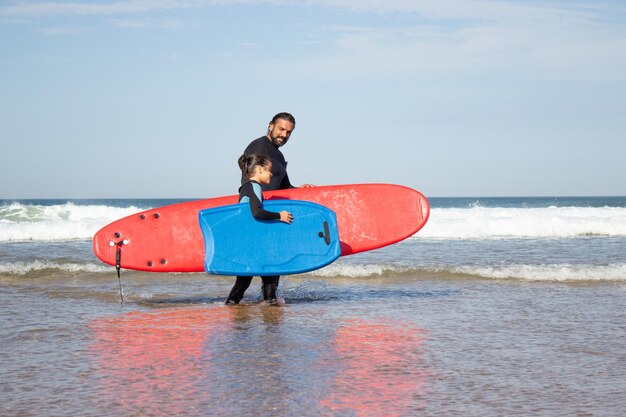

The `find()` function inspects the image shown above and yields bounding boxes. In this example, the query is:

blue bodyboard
[198,200,341,276]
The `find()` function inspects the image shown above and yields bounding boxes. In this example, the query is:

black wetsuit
[226,180,282,304]
[241,136,294,191]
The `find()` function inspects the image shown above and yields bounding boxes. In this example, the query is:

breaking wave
[419,206,626,239]
[2,202,626,242]
[309,262,626,282]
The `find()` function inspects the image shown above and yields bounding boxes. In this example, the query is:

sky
[1,0,625,198]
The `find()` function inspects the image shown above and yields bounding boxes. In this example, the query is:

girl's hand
[280,211,293,224]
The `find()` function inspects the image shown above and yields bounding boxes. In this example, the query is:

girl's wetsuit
[238,180,280,220]
[226,180,281,304]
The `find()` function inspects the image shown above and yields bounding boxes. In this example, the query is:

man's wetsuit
[226,180,282,304]
[241,136,294,191]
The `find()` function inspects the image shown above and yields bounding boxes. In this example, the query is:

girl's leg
[226,276,253,304]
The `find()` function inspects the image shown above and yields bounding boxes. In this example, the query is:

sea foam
[308,262,626,282]
[2,202,626,242]
[419,206,626,239]
[3,258,624,282]
[447,263,626,282]
[0,202,141,242]
[0,260,111,275]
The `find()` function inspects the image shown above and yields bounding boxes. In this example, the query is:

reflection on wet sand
[89,304,288,415]
[89,306,427,416]
[320,319,429,416]
[89,306,232,415]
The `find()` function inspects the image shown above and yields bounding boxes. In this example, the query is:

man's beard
[269,133,286,147]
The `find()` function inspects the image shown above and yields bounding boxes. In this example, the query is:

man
[239,112,313,191]
[226,112,313,305]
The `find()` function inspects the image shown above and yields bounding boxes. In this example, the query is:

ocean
[1,196,625,416]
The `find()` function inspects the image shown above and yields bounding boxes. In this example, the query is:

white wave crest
[0,202,141,242]
[3,203,626,242]
[418,206,626,239]
[306,262,626,282]
[309,263,406,278]
[0,261,112,275]
[449,263,626,282]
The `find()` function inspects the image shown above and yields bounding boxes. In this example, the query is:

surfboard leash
[113,239,129,306]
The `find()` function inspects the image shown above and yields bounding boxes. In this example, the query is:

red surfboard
[93,184,430,272]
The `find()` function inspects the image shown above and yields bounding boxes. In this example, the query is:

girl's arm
[244,183,281,221]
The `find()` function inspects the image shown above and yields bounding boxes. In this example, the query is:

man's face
[267,119,294,148]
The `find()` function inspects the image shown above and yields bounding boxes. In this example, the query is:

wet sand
[1,272,624,416]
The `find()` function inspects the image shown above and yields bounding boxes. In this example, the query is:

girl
[225,154,293,305]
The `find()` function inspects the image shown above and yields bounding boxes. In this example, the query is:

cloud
[3,0,625,81]
[0,0,605,23]
[266,2,626,82]
[35,26,92,35]
[306,0,587,21]
[290,22,626,82]
[0,0,208,18]
[112,17,188,29]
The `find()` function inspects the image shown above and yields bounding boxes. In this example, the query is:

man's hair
[270,112,296,127]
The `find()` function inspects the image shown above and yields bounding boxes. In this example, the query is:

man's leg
[261,276,279,302]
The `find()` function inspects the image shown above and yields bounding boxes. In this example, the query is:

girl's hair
[238,154,271,179]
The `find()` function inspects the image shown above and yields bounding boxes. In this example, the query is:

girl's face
[256,163,273,185]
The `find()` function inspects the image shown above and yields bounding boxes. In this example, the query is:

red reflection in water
[89,307,231,415]
[320,319,429,417]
